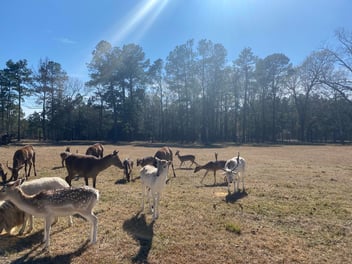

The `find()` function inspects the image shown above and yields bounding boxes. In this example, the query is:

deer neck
[98,155,116,170]
[5,188,41,216]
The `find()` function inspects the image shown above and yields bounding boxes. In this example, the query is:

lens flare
[110,0,169,45]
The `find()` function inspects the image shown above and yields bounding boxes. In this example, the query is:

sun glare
[110,0,169,45]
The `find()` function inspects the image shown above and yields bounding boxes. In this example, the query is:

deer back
[86,143,104,158]
[154,146,173,162]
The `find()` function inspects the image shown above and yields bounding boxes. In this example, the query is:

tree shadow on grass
[225,190,248,203]
[123,212,154,264]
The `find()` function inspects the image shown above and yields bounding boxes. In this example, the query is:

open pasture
[0,143,351,263]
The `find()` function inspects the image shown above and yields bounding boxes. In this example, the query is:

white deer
[224,153,246,194]
[0,179,99,250]
[140,157,171,220]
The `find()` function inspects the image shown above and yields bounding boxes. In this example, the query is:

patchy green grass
[225,222,242,234]
[0,143,352,263]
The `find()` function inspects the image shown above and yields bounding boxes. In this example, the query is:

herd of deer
[0,143,246,251]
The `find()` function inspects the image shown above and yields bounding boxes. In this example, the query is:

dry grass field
[0,142,351,263]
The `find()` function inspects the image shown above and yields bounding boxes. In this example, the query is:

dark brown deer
[65,150,124,188]
[86,143,104,158]
[0,163,8,183]
[7,145,37,181]
[60,147,71,167]
[136,156,155,167]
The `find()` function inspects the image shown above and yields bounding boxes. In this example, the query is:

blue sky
[1,0,351,83]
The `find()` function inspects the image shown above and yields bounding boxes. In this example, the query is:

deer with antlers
[7,145,37,181]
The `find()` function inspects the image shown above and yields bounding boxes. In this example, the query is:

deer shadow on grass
[202,182,228,188]
[51,166,64,170]
[10,240,89,264]
[0,230,43,255]
[115,176,140,185]
[175,167,194,171]
[123,212,154,264]
[1,228,90,264]
[225,190,248,203]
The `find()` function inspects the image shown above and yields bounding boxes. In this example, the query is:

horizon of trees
[0,28,351,144]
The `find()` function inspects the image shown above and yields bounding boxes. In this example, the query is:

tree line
[0,29,351,144]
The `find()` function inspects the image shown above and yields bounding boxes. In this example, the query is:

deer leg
[44,216,55,249]
[65,175,72,186]
[68,216,73,227]
[141,185,147,213]
[155,193,160,220]
[18,213,28,235]
[152,192,158,220]
[27,161,32,178]
[200,171,209,184]
[32,154,37,176]
[24,163,28,179]
[213,170,217,185]
[84,177,89,186]
[80,211,98,244]
[28,215,33,233]
[171,163,176,177]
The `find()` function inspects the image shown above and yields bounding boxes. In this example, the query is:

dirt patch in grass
[0,144,351,263]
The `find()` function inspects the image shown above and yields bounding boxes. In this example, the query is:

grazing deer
[194,153,226,185]
[86,143,104,158]
[175,150,196,168]
[65,150,124,188]
[7,145,37,181]
[224,153,246,193]
[0,179,99,250]
[154,146,176,178]
[140,158,171,220]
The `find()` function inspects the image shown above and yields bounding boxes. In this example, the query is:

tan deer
[7,145,37,181]
[154,146,176,178]
[194,153,226,185]
[65,150,124,188]
[175,150,197,168]
[0,179,99,250]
